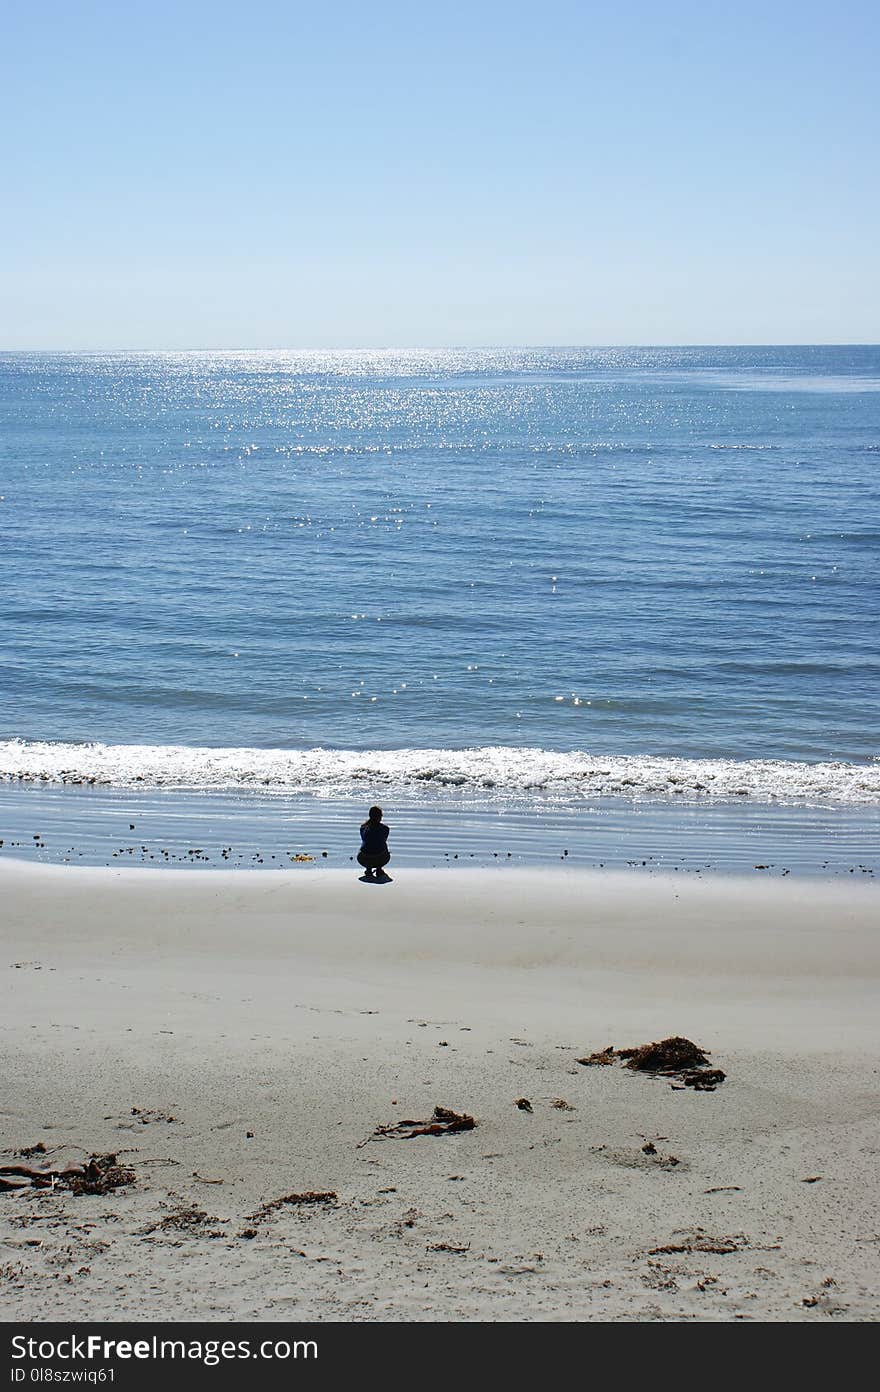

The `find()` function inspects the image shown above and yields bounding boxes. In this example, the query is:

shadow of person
[359,870,393,884]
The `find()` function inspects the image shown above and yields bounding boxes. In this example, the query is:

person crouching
[357,806,391,881]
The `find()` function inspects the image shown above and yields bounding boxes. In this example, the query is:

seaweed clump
[577,1037,725,1089]
[0,1153,134,1195]
[619,1037,711,1074]
[360,1106,476,1145]
[63,1154,136,1195]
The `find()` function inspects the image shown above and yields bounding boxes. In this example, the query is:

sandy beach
[2,860,878,1322]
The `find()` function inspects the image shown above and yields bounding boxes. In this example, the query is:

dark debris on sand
[577,1036,726,1089]
[0,1153,135,1195]
[359,1106,476,1145]
[248,1191,338,1223]
[18,1142,48,1159]
[648,1236,740,1256]
[66,1154,136,1195]
[140,1206,224,1237]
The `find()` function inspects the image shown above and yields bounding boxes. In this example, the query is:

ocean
[2,346,878,872]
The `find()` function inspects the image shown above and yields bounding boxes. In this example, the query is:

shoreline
[2,784,878,878]
[2,861,878,1321]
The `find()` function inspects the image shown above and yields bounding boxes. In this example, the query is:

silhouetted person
[357,805,391,881]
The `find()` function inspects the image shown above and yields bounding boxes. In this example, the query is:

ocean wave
[1,741,878,805]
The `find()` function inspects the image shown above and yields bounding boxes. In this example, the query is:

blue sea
[1,346,878,872]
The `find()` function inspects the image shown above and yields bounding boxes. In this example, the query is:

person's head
[368,805,383,823]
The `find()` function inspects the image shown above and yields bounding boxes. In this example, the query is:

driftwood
[577,1037,726,1089]
[359,1106,476,1146]
[0,1153,134,1195]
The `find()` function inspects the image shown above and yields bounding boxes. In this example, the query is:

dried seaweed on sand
[359,1106,476,1146]
[66,1155,136,1195]
[577,1045,616,1066]
[619,1037,711,1073]
[0,1153,134,1195]
[682,1068,726,1090]
[648,1237,740,1256]
[140,1207,218,1235]
[577,1036,726,1088]
[248,1191,337,1222]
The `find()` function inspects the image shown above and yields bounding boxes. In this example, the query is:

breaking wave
[1,741,878,805]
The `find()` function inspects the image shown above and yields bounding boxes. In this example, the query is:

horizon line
[1,341,879,354]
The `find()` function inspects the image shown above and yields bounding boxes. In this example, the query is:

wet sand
[2,861,878,1322]
[2,783,879,876]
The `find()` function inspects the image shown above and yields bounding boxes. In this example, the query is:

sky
[1,0,878,348]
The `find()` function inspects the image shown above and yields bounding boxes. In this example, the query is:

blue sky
[2,0,877,347]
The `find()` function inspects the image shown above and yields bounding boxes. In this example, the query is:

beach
[3,859,878,1322]
[4,0,880,1345]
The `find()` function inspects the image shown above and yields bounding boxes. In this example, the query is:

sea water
[1,347,878,869]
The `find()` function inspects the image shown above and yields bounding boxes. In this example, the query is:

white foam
[1,740,878,805]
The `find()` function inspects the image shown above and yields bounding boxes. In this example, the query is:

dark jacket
[360,821,389,853]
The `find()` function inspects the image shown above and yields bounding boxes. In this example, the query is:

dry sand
[1,860,878,1322]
